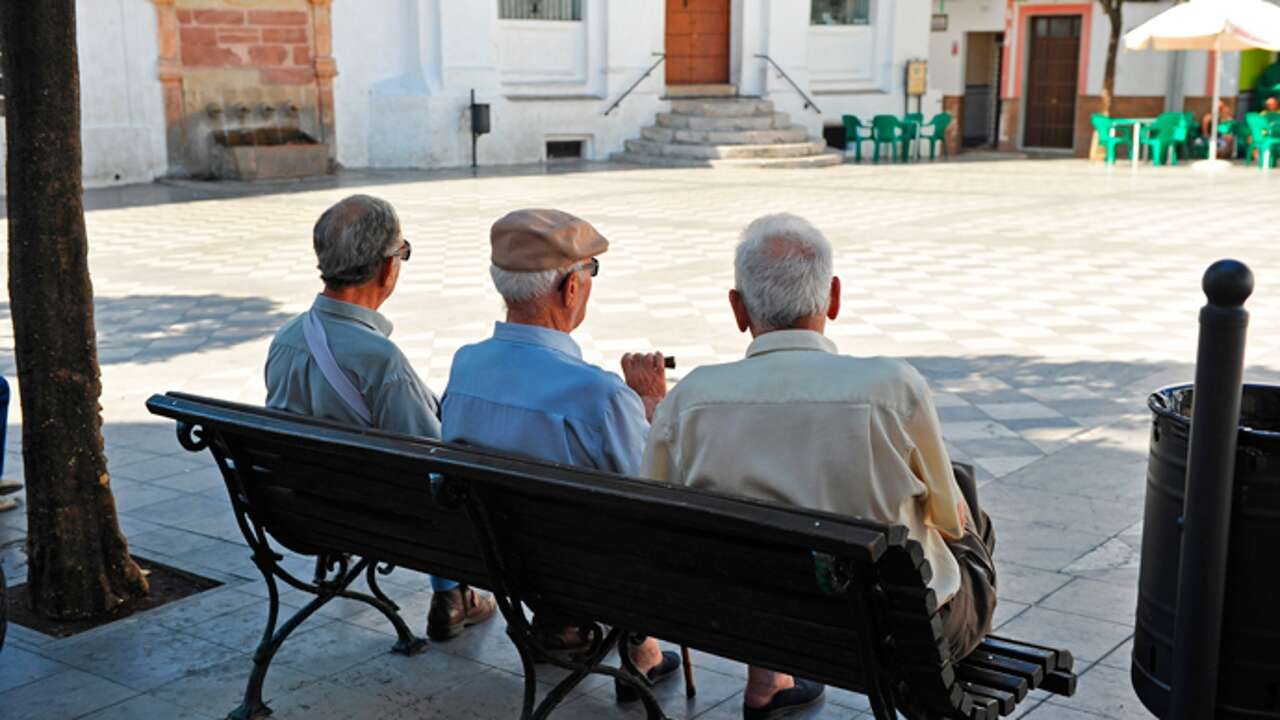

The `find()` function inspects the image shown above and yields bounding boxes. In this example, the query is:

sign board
[906,59,928,96]
[931,13,948,32]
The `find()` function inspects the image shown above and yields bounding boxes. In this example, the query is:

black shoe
[615,650,681,703]
[742,679,825,720]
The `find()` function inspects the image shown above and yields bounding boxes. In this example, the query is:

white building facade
[329,0,940,168]
[4,0,1276,187]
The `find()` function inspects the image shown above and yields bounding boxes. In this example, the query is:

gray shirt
[265,294,442,438]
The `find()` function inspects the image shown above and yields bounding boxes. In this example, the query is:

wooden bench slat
[960,680,1016,715]
[968,694,1000,720]
[955,664,1029,702]
[1041,669,1078,697]
[977,637,1060,673]
[961,650,1045,686]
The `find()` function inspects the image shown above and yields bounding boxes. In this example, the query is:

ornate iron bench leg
[617,631,670,720]
[327,560,427,656]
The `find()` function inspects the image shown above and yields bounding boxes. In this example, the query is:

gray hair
[314,194,402,288]
[734,213,833,331]
[489,265,562,304]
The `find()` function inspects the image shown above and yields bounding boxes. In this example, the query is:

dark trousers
[939,462,998,662]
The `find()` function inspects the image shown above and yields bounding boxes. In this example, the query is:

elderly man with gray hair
[265,194,496,643]
[442,208,681,702]
[642,213,997,720]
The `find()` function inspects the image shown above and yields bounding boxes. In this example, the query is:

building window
[811,0,870,26]
[499,0,582,21]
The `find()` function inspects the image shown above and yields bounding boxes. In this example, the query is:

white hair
[734,213,833,331]
[490,265,562,304]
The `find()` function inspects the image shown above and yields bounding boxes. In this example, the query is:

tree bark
[1100,1,1123,118]
[1,2,148,619]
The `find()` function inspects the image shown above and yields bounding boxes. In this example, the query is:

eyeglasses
[557,257,599,292]
[389,238,411,263]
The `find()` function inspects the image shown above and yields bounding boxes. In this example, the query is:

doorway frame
[1005,2,1092,152]
[664,0,734,87]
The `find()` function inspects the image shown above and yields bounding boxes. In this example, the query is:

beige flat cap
[491,209,608,272]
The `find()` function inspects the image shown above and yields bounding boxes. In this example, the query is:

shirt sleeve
[600,385,650,476]
[374,377,443,440]
[903,382,967,541]
[640,395,678,484]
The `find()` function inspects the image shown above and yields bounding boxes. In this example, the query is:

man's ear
[377,256,396,288]
[729,289,751,334]
[827,276,841,321]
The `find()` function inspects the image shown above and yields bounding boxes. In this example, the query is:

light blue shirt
[441,322,648,475]
[265,295,442,438]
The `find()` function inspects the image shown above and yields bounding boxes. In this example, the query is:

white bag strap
[302,310,373,424]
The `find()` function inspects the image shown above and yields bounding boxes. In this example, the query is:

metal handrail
[603,53,666,116]
[755,53,821,114]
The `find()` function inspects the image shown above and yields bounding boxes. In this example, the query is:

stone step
[611,150,843,169]
[625,138,830,160]
[664,84,737,98]
[656,112,791,131]
[669,98,775,117]
[641,125,810,145]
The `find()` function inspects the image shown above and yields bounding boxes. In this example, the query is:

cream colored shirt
[642,329,968,603]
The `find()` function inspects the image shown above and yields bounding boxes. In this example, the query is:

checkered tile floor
[3,159,1280,719]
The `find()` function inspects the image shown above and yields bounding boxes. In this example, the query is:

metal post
[1169,259,1253,720]
[471,89,478,170]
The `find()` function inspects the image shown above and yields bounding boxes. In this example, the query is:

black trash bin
[1135,384,1280,719]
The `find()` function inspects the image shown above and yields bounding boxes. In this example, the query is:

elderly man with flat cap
[266,194,496,643]
[441,208,680,702]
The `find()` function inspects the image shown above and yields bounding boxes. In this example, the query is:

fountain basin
[210,128,329,181]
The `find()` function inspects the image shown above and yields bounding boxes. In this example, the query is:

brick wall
[154,0,336,178]
[177,6,315,86]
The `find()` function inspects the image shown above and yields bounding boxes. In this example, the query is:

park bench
[146,391,1078,720]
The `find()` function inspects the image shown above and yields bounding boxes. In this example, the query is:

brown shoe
[427,584,497,641]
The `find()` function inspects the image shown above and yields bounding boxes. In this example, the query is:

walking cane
[681,645,696,697]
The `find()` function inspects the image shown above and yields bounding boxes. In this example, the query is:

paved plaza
[2,158,1279,719]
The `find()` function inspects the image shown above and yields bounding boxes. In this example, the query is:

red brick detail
[261,68,315,85]
[181,41,242,68]
[218,29,260,44]
[292,45,311,66]
[191,9,244,25]
[176,9,191,23]
[248,45,289,65]
[179,26,217,45]
[247,10,308,26]
[262,27,307,43]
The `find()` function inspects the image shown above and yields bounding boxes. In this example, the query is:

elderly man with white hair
[265,194,497,643]
[442,208,681,702]
[642,213,997,720]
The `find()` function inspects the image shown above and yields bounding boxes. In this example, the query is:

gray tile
[995,561,1074,606]
[78,693,218,720]
[0,645,68,693]
[274,619,410,678]
[149,655,315,716]
[1044,664,1155,719]
[1039,577,1139,626]
[142,585,262,630]
[328,646,492,707]
[0,668,138,720]
[995,607,1132,663]
[45,618,243,692]
[187,599,336,655]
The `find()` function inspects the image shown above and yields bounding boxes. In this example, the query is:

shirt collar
[311,294,394,337]
[745,329,838,359]
[493,321,583,360]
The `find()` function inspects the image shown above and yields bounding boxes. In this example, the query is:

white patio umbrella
[1124,0,1280,164]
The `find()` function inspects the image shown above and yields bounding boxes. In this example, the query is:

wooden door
[1023,15,1081,149]
[665,0,730,85]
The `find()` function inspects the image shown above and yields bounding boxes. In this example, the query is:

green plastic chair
[918,113,952,160]
[1141,113,1184,166]
[901,112,925,160]
[1216,118,1250,160]
[871,115,904,163]
[1091,113,1130,165]
[1245,112,1280,168]
[841,114,875,162]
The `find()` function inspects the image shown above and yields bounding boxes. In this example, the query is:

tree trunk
[1101,2,1123,118]
[0,2,148,619]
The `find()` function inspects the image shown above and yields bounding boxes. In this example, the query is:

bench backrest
[147,392,964,714]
